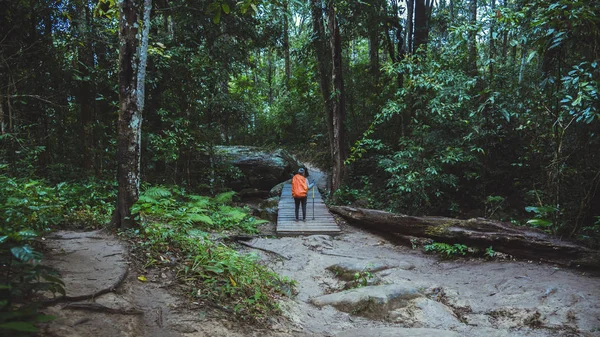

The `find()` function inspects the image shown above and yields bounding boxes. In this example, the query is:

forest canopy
[0,0,599,242]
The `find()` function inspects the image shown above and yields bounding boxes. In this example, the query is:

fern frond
[213,191,236,204]
[187,213,214,225]
[218,205,247,222]
[142,186,173,200]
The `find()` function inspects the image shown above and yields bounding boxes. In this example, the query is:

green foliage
[133,185,263,233]
[525,205,559,232]
[0,175,115,234]
[0,230,63,336]
[485,246,496,259]
[350,270,374,289]
[424,242,469,257]
[125,185,293,322]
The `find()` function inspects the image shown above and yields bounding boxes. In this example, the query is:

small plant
[525,205,558,232]
[424,242,468,257]
[351,270,374,288]
[485,246,496,258]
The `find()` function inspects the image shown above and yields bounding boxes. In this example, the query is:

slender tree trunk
[283,0,291,88]
[413,0,427,52]
[0,95,4,135]
[501,0,508,64]
[327,1,348,196]
[113,0,152,228]
[367,5,380,78]
[406,0,414,54]
[310,0,334,156]
[468,0,478,76]
[267,48,273,104]
[489,0,496,82]
[76,0,95,171]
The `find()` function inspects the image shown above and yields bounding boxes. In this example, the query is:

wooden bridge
[276,183,341,236]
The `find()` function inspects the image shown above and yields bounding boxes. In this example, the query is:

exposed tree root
[42,268,129,306]
[235,240,291,260]
[64,302,143,315]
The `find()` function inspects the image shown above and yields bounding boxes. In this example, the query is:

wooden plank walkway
[276,183,341,236]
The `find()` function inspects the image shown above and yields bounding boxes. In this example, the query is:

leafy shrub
[125,185,294,322]
[0,230,64,336]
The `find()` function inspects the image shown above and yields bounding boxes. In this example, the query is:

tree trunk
[327,1,348,196]
[283,0,291,88]
[489,0,496,81]
[113,0,152,228]
[467,0,478,76]
[413,0,428,52]
[367,5,380,78]
[329,206,600,269]
[310,0,334,157]
[75,0,95,172]
[0,94,4,135]
[267,47,273,104]
[406,0,414,54]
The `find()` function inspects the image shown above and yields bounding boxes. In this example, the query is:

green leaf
[213,10,221,24]
[0,322,38,332]
[34,315,56,323]
[527,219,553,227]
[188,213,214,225]
[221,3,230,14]
[11,245,35,262]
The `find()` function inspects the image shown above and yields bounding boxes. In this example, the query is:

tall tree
[283,0,291,88]
[489,0,496,81]
[327,1,348,195]
[113,0,152,228]
[310,0,334,159]
[406,0,414,54]
[74,0,96,172]
[467,0,478,75]
[413,0,433,52]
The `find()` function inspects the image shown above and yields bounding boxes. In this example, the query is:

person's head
[298,168,305,176]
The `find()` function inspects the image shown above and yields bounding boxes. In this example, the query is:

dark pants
[294,197,307,220]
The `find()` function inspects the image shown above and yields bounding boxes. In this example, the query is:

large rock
[334,328,460,337]
[389,298,462,329]
[215,146,301,191]
[327,261,407,281]
[309,284,421,318]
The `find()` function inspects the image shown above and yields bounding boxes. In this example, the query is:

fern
[142,186,172,200]
[186,213,214,225]
[213,191,236,204]
[218,205,247,222]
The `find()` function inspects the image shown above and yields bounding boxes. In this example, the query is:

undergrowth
[123,186,296,323]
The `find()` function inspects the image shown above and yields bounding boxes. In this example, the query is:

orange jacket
[292,174,308,198]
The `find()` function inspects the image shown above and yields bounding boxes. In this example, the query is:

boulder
[309,284,421,317]
[327,261,402,281]
[269,179,291,197]
[215,146,301,191]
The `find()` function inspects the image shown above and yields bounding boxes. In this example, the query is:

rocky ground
[39,222,600,337]
[38,166,600,337]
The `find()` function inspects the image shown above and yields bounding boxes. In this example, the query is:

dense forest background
[1,0,599,241]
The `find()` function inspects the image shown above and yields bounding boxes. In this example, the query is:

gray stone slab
[334,328,460,337]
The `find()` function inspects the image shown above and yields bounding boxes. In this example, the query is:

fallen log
[329,206,600,269]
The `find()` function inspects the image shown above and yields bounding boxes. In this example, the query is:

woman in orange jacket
[291,168,314,221]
